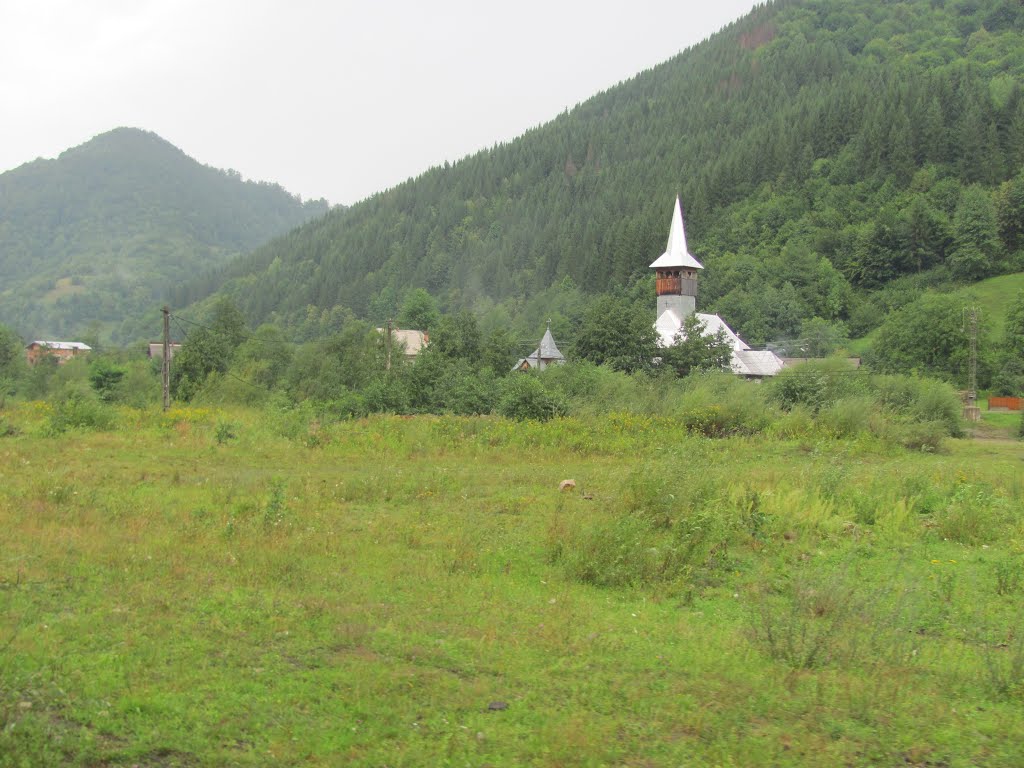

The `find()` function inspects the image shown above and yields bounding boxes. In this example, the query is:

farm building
[652,199,783,378]
[25,340,91,366]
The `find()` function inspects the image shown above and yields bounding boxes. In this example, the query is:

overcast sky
[1,0,757,206]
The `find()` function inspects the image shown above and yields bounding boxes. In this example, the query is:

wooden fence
[988,396,1023,411]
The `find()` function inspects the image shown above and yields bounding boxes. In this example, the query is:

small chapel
[652,198,784,378]
[513,323,566,372]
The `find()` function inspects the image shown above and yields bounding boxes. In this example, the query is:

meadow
[1,401,1023,767]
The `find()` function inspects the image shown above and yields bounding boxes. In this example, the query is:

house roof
[649,197,704,270]
[27,341,91,351]
[376,328,429,356]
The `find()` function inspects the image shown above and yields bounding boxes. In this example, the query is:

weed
[982,629,1024,700]
[934,569,957,604]
[214,420,238,445]
[994,556,1023,596]
[262,478,289,530]
[748,572,863,669]
[935,482,1010,545]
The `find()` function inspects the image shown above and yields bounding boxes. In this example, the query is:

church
[652,198,783,378]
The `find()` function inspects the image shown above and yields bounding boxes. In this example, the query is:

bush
[497,375,568,422]
[817,396,874,438]
[935,482,1012,545]
[891,420,947,452]
[767,359,867,412]
[46,381,115,434]
[675,373,775,436]
[907,378,963,437]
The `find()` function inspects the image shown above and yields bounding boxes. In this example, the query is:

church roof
[649,197,704,270]
[655,310,747,351]
[538,328,564,359]
[513,327,566,372]
[732,350,785,377]
[654,309,784,377]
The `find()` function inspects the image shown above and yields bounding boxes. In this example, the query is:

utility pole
[385,318,393,372]
[162,306,171,411]
[963,307,980,422]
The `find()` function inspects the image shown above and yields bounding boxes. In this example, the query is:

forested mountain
[0,128,328,342]
[181,0,1024,349]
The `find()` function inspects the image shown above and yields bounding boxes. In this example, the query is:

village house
[513,324,566,372]
[376,327,429,360]
[652,198,784,378]
[147,342,183,360]
[25,340,92,366]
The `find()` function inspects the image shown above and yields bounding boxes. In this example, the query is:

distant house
[513,325,566,372]
[780,357,861,369]
[651,198,784,378]
[377,328,429,360]
[25,340,91,365]
[147,342,183,360]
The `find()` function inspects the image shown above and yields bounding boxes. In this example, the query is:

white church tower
[649,197,703,319]
[651,198,784,378]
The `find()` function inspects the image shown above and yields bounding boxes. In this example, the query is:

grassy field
[1,404,1023,766]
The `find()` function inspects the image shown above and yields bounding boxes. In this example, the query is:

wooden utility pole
[963,307,980,422]
[385,318,393,372]
[162,306,171,411]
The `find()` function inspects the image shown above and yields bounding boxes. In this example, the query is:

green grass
[1,404,1023,766]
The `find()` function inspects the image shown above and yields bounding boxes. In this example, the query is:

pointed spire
[538,325,564,360]
[649,197,704,270]
[666,196,687,260]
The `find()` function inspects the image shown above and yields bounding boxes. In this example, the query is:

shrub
[363,375,411,414]
[767,359,866,412]
[562,514,694,588]
[892,420,947,452]
[935,482,1012,545]
[768,403,815,439]
[907,378,963,437]
[214,421,238,445]
[497,374,567,422]
[816,396,874,438]
[45,382,116,434]
[674,373,774,436]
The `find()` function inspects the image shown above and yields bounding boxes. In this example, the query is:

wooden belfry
[649,197,703,320]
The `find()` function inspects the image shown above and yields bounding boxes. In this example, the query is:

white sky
[1,1,757,206]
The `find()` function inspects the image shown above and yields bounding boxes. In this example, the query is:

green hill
[849,270,1024,357]
[180,0,1024,349]
[0,128,329,343]
[954,270,1024,341]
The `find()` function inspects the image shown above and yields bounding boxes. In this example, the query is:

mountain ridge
[0,127,329,342]
[175,0,1024,348]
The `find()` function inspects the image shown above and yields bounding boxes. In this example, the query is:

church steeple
[649,197,703,319]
